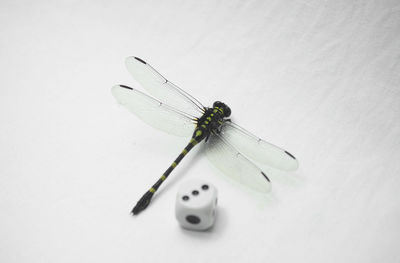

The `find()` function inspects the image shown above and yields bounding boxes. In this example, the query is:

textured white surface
[1,0,399,262]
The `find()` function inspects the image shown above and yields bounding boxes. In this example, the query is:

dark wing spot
[261,171,270,182]
[120,85,133,90]
[285,151,296,160]
[134,57,146,64]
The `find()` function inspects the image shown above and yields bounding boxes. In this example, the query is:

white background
[1,0,399,262]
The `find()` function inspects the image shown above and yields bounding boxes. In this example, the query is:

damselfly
[112,57,299,215]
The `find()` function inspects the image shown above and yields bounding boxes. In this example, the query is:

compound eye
[224,106,231,117]
[213,101,223,108]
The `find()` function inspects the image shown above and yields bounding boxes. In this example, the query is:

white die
[175,180,218,231]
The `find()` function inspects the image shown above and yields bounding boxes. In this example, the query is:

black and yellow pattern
[131,129,205,214]
[131,102,231,215]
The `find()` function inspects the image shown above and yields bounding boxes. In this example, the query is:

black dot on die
[201,184,209,190]
[192,190,199,196]
[186,215,201,224]
[182,195,189,201]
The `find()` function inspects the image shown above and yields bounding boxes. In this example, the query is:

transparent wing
[112,85,196,137]
[125,56,205,117]
[220,121,299,171]
[205,133,271,193]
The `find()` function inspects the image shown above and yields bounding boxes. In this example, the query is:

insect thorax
[195,102,231,140]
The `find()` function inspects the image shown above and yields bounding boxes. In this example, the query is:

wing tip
[284,151,296,160]
[112,84,133,91]
[131,56,147,64]
[284,151,300,170]
[260,171,272,192]
[261,171,270,182]
[119,84,133,90]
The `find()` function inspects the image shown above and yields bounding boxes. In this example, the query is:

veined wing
[112,85,196,137]
[220,121,299,171]
[125,56,205,117]
[205,133,271,193]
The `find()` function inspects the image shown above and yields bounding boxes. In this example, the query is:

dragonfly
[112,57,299,215]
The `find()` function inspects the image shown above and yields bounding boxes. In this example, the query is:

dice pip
[175,180,218,231]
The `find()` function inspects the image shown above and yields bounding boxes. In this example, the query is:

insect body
[197,102,231,139]
[112,57,299,215]
[131,101,230,214]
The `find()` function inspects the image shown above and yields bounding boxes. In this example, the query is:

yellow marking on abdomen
[161,175,167,181]
[182,149,188,155]
[190,138,198,145]
[149,188,156,193]
[171,162,177,168]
